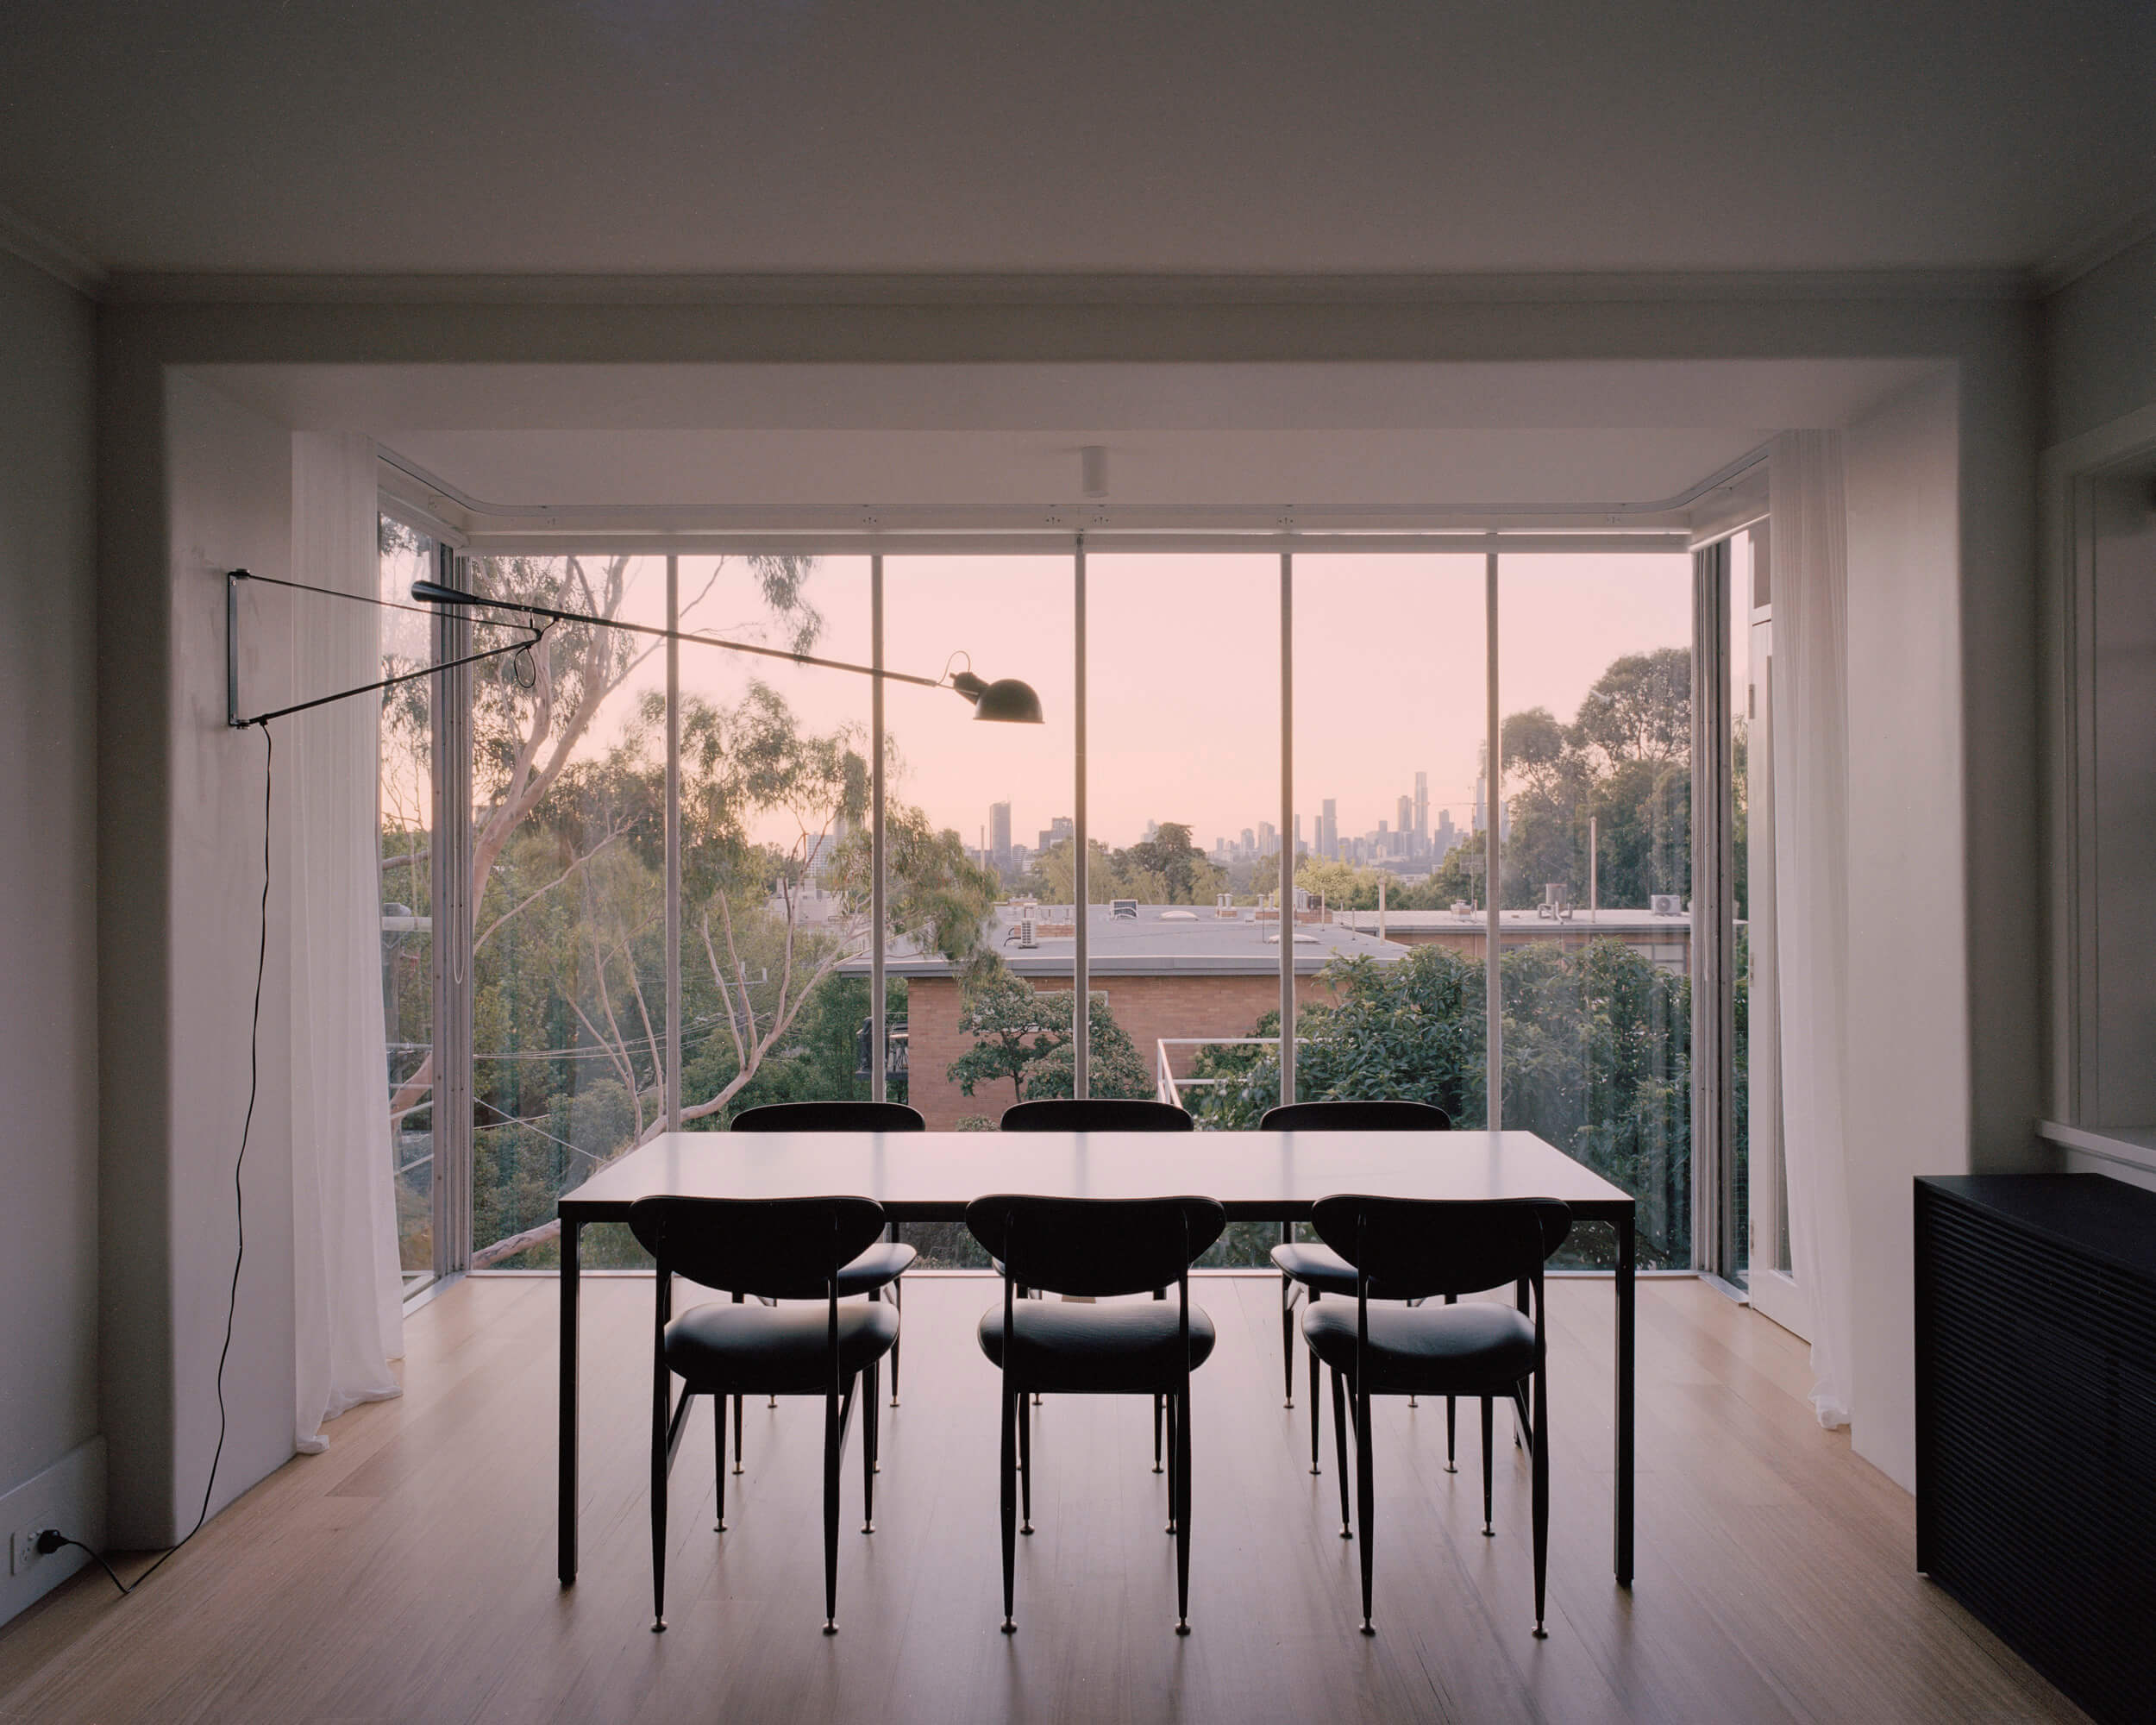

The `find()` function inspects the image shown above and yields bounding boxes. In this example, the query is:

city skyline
[560,550,1693,854]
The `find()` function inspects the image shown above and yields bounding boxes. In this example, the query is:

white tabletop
[559,1128,1634,1221]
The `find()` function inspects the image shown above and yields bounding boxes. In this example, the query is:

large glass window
[377,520,436,1284]
[465,554,669,1269]
[407,536,1726,1276]
[1284,552,1489,1127]
[671,555,875,1134]
[1498,553,1695,1268]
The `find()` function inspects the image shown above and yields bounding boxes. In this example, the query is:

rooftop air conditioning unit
[1111,899,1138,919]
[1651,894,1682,917]
[1018,918,1037,948]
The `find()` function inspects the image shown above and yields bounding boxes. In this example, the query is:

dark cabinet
[1915,1174,2156,1725]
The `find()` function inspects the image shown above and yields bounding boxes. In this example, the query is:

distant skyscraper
[1038,814,1074,852]
[1396,793,1413,837]
[1257,820,1277,856]
[1319,798,1338,859]
[1413,772,1429,850]
[989,800,1012,861]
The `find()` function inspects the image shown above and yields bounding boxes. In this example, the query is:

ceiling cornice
[2034,196,2156,298]
[105,266,2034,309]
[0,201,108,298]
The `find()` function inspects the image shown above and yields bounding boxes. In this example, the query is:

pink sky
[388,546,1695,856]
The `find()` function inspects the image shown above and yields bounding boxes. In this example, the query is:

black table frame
[553,1132,1636,1590]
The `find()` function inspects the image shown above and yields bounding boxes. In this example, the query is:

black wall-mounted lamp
[225,568,1044,729]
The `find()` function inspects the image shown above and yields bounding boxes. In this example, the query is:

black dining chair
[964,1193,1226,1636]
[624,1195,899,1636]
[1302,1194,1571,1638]
[1263,1100,1453,1471]
[999,1097,1195,1132]
[997,1095,1195,1454]
[731,1101,921,1414]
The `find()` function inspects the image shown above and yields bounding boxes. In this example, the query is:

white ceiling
[6,1,2152,278]
[203,357,1929,514]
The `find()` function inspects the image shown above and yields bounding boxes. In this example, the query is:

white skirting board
[0,1434,106,1627]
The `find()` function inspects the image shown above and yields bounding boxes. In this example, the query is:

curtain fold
[289,432,404,1453]
[1768,430,1856,1429]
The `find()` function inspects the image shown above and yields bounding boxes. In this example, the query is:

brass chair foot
[651,1617,667,1634]
[1360,1619,1375,1637]
[1001,1618,1017,1634]
[1532,1624,1548,1640]
[1020,1522,1032,1535]
[1175,1620,1190,1636]
[862,1521,875,1534]
[823,1620,838,1635]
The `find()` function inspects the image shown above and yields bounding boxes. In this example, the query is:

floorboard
[0,1274,2088,1724]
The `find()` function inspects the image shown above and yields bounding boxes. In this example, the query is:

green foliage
[1187,939,1692,1268]
[945,977,1154,1107]
[1017,991,1154,1101]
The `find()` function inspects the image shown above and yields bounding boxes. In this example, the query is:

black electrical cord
[39,721,271,1601]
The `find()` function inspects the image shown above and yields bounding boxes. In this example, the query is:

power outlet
[9,1527,46,1577]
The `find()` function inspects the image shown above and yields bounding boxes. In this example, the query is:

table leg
[559,1215,580,1586]
[1614,1210,1635,1587]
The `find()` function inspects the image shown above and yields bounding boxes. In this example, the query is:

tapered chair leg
[650,1372,671,1633]
[714,1393,729,1532]
[1281,1278,1295,1408]
[1531,1369,1550,1638]
[1480,1396,1495,1534]
[862,1358,879,1532]
[1018,1387,1033,1534]
[1309,1343,1321,1472]
[889,1277,903,1407]
[1174,1388,1194,1634]
[1445,1396,1457,1471]
[730,1292,748,1476]
[1000,1384,1018,1632]
[1163,1392,1179,1534]
[822,1377,847,1633]
[1330,1368,1352,1538]
[1154,1393,1164,1473]
[1355,1373,1376,1634]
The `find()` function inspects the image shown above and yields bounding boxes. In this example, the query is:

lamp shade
[949,672,1045,724]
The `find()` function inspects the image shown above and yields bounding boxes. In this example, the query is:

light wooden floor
[0,1274,2084,1724]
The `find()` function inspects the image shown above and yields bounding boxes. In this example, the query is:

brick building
[844,902,1414,1128]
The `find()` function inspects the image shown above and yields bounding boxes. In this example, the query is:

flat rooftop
[842,903,1413,979]
[1332,907,1695,936]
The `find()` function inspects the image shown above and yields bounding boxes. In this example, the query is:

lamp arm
[410,580,950,692]
[224,568,546,729]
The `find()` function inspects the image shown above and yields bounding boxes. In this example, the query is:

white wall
[97,365,302,1545]
[1834,342,2044,1493]
[0,250,102,1568]
[159,373,300,1538]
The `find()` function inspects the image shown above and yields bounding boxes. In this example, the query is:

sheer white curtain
[1769,430,1856,1429]
[288,432,404,1452]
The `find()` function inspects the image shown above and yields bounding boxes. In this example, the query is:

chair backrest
[730,1101,925,1132]
[1308,1195,1571,1302]
[964,1195,1225,1297]
[1000,1098,1194,1132]
[627,1195,888,1300]
[1259,1100,1452,1132]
